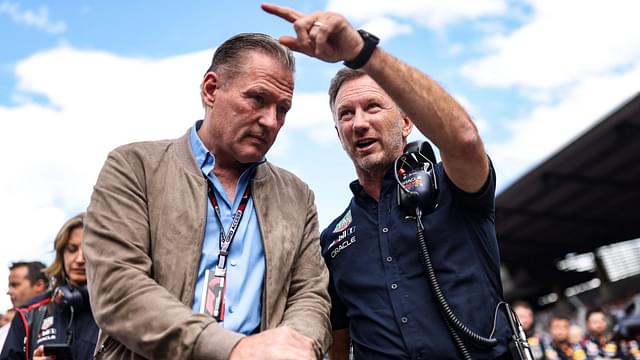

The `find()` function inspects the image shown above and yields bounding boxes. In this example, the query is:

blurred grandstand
[497,92,640,312]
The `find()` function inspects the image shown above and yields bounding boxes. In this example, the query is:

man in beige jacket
[84,33,331,360]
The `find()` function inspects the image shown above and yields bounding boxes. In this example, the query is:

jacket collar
[175,125,270,181]
[175,127,205,178]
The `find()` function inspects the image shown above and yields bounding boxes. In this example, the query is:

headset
[394,141,439,217]
[393,141,533,360]
[53,284,88,310]
[52,282,89,347]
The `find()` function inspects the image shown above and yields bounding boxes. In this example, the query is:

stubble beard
[353,121,405,174]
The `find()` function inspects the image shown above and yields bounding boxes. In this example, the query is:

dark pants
[494,351,514,360]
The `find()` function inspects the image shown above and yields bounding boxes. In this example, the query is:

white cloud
[269,92,339,157]
[361,17,412,42]
[327,0,508,30]
[487,65,640,190]
[286,92,336,141]
[0,2,66,34]
[458,0,640,191]
[462,0,640,92]
[0,46,213,310]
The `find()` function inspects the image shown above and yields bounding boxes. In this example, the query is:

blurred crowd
[0,214,97,359]
[513,300,640,360]
[0,212,637,359]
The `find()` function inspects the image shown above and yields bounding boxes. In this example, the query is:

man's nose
[259,105,281,130]
[352,109,370,132]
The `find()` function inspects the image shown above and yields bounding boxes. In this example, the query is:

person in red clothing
[0,214,98,360]
[6,262,48,309]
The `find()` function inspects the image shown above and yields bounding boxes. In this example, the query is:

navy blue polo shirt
[320,160,510,359]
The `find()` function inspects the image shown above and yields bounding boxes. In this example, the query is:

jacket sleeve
[83,148,244,360]
[0,312,27,360]
[279,188,332,354]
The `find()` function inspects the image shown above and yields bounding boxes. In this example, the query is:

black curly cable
[415,223,498,350]
[442,306,472,360]
[415,226,471,359]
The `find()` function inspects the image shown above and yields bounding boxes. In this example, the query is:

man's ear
[33,279,46,292]
[200,72,220,107]
[401,115,413,138]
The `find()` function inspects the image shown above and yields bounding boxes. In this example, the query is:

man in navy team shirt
[264,3,512,359]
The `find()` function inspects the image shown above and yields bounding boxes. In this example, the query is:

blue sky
[1,0,639,310]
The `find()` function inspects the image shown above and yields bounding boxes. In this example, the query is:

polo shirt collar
[349,165,397,200]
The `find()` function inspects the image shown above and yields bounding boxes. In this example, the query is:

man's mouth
[355,138,376,150]
[248,134,268,145]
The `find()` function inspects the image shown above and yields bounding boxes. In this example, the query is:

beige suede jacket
[84,129,331,359]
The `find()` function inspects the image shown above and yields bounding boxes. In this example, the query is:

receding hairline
[206,32,295,80]
[213,49,294,83]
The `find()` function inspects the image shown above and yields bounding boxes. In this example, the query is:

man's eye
[367,103,380,110]
[339,110,353,120]
[253,95,265,104]
[277,105,289,115]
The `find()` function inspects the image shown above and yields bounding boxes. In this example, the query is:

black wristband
[343,29,380,69]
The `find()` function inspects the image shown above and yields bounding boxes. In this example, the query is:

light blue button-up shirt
[190,121,265,335]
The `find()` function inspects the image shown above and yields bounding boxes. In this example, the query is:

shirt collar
[349,166,397,200]
[190,120,213,173]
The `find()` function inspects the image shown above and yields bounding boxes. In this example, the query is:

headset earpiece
[53,284,88,310]
[395,141,439,217]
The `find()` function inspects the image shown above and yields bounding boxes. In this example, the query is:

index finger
[261,3,305,23]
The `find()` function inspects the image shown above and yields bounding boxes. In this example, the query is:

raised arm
[262,3,489,192]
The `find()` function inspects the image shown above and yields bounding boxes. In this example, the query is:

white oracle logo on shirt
[329,226,356,258]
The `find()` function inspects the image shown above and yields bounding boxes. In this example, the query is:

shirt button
[401,316,408,323]
[391,283,398,290]
[382,227,389,233]
[228,306,234,314]
[386,256,393,262]
[230,260,237,266]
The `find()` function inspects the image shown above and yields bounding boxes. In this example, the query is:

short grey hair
[206,33,295,82]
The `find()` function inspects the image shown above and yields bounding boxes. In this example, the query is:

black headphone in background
[51,283,88,347]
[53,283,89,310]
[395,141,439,217]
